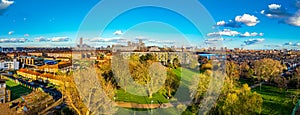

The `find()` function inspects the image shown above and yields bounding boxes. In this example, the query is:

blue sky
[0,0,299,49]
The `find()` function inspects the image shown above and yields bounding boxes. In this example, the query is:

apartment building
[0,79,11,103]
[0,59,20,70]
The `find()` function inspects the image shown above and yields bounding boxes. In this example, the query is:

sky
[0,0,300,49]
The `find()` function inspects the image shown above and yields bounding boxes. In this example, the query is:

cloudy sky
[0,0,299,49]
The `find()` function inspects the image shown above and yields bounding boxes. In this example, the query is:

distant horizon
[0,0,300,49]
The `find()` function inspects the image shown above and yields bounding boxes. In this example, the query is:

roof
[0,79,6,84]
[18,68,41,76]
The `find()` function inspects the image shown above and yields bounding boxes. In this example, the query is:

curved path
[115,101,191,109]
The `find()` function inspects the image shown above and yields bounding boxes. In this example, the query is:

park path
[116,102,167,109]
[250,82,266,89]
[115,101,191,109]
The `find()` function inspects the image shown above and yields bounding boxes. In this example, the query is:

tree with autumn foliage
[253,58,285,90]
[217,84,263,115]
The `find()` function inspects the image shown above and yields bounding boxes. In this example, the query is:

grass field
[116,107,179,115]
[252,85,300,115]
[5,80,33,100]
[114,67,199,104]
[115,89,169,104]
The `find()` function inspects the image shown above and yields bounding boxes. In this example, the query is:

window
[3,63,8,68]
[0,90,4,95]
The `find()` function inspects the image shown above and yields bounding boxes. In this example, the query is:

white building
[0,59,20,70]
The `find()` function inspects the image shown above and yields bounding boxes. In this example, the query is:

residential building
[0,59,20,70]
[0,79,11,103]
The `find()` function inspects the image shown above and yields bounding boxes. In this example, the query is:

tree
[274,76,288,91]
[189,73,210,103]
[173,58,181,69]
[98,54,104,60]
[253,58,284,90]
[111,54,131,92]
[201,61,213,71]
[240,62,252,78]
[164,69,180,98]
[289,67,300,89]
[139,53,157,63]
[61,74,87,115]
[189,58,199,70]
[225,61,240,88]
[73,66,117,115]
[217,84,263,115]
[146,62,167,98]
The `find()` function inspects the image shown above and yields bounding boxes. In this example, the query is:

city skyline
[0,0,300,49]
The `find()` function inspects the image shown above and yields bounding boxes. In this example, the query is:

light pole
[150,100,154,114]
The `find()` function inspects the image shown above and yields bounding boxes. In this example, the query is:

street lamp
[150,100,154,114]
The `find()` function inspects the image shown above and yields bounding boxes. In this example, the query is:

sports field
[5,80,33,100]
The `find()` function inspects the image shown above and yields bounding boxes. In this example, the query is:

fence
[292,100,300,115]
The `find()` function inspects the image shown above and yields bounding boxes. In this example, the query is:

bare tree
[73,66,117,115]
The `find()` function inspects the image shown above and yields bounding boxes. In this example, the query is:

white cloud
[268,4,281,10]
[8,31,14,35]
[34,36,70,42]
[89,37,127,43]
[264,44,283,48]
[216,20,226,26]
[34,37,49,42]
[0,0,14,10]
[260,10,265,14]
[24,34,30,37]
[50,37,70,42]
[0,38,26,43]
[148,39,175,45]
[294,43,300,46]
[135,36,148,41]
[113,30,123,35]
[204,38,224,44]
[283,42,293,45]
[244,38,265,45]
[235,14,260,26]
[285,11,300,26]
[207,29,240,37]
[240,32,263,37]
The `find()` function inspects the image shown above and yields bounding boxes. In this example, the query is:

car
[29,82,35,85]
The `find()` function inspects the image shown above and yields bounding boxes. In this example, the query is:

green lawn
[5,80,33,100]
[252,85,300,115]
[114,67,199,104]
[115,89,169,104]
[172,68,196,87]
[116,107,179,115]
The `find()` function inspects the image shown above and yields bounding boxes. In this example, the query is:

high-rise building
[80,37,83,48]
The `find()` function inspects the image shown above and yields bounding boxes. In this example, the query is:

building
[148,46,161,52]
[17,69,63,85]
[0,59,20,70]
[0,79,11,103]
[112,40,146,52]
[17,56,44,66]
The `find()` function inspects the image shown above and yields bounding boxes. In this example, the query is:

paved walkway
[116,101,192,109]
[250,82,266,89]
[116,102,169,109]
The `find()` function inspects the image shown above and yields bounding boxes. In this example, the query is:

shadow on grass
[5,82,32,100]
[261,100,294,115]
[251,85,297,115]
